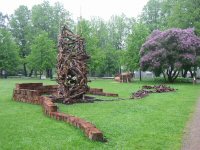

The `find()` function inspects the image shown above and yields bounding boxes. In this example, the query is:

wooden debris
[131,85,176,99]
[114,72,133,83]
[57,25,90,104]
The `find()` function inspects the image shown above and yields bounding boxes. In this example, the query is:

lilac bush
[140,28,200,82]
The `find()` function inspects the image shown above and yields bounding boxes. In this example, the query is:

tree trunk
[46,69,48,78]
[193,66,197,84]
[34,70,37,77]
[167,68,179,83]
[119,66,121,74]
[182,69,188,78]
[40,71,42,79]
[189,69,194,78]
[4,70,7,79]
[139,69,142,81]
[172,71,179,82]
[49,69,53,79]
[23,63,27,77]
[132,70,135,78]
[168,75,173,83]
[162,71,167,81]
[29,69,33,77]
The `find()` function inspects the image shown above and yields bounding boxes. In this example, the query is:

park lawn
[0,78,200,150]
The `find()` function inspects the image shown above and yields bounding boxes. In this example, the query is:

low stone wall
[15,83,43,90]
[88,88,118,97]
[13,83,58,105]
[13,83,104,142]
[13,89,41,104]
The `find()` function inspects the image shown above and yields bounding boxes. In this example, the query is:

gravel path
[181,98,200,150]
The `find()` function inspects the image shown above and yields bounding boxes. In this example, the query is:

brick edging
[88,88,118,97]
[13,83,104,142]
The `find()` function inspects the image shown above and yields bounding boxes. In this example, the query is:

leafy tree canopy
[10,5,32,76]
[126,23,150,71]
[0,29,19,72]
[27,32,56,77]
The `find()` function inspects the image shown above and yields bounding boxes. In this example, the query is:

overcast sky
[0,0,148,20]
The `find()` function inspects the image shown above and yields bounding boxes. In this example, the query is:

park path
[181,98,200,150]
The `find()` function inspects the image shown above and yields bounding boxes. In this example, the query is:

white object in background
[41,75,46,80]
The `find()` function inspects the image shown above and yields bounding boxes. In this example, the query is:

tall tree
[10,5,32,76]
[167,0,200,35]
[108,14,134,50]
[103,49,119,76]
[116,50,127,73]
[0,28,19,77]
[77,18,110,76]
[27,32,56,79]
[31,1,73,42]
[126,23,150,71]
[140,0,167,31]
[31,1,53,35]
[31,1,73,77]
[0,12,8,28]
[53,2,74,34]
[77,15,135,76]
[77,18,99,75]
[89,17,110,49]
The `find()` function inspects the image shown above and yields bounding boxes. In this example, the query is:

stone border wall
[13,83,104,142]
[88,88,118,97]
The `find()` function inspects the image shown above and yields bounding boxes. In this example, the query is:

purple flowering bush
[140,28,200,82]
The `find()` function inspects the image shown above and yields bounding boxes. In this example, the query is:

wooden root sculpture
[57,25,90,104]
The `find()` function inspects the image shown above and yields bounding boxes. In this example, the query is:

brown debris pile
[131,85,176,99]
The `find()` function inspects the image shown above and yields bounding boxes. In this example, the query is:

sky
[0,0,148,20]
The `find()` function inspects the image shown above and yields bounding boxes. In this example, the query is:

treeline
[0,0,200,78]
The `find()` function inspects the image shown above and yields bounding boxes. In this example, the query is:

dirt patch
[181,98,200,150]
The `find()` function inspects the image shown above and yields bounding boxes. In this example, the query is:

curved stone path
[182,98,200,150]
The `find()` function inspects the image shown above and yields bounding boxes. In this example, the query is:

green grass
[0,78,199,150]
